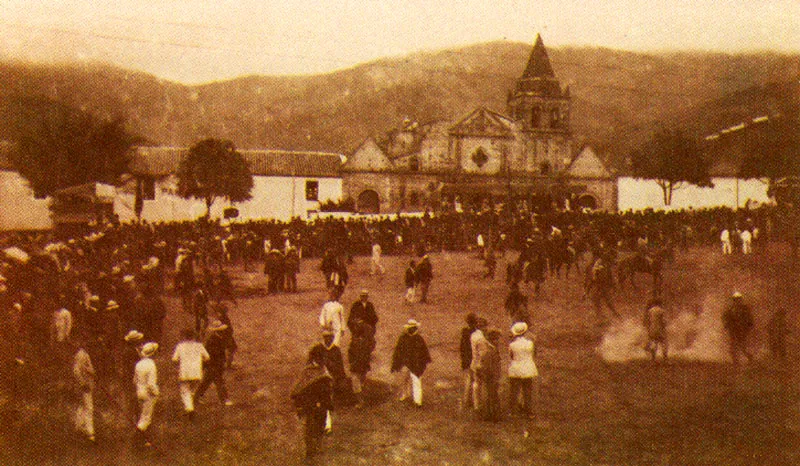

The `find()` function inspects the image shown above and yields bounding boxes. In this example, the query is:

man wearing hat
[469,317,490,411]
[122,330,144,418]
[134,342,160,448]
[508,321,538,434]
[416,254,433,303]
[290,345,334,459]
[391,319,431,407]
[722,292,754,364]
[194,320,233,407]
[309,329,348,434]
[319,290,346,347]
[172,329,209,417]
[347,290,378,337]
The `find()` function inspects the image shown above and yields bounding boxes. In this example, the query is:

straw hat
[732,291,743,299]
[124,330,144,342]
[404,319,420,329]
[208,320,228,332]
[511,322,528,337]
[140,342,158,357]
[106,300,120,311]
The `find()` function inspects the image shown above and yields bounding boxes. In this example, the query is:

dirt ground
[2,244,799,465]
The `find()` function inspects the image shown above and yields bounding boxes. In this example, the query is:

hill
[2,42,799,167]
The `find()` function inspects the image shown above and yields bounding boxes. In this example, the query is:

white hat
[106,300,120,310]
[404,319,420,329]
[122,275,135,283]
[140,342,159,357]
[208,319,229,332]
[732,291,743,298]
[124,330,144,342]
[511,322,528,336]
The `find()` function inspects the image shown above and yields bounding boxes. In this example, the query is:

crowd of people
[0,204,794,459]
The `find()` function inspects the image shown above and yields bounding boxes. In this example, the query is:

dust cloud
[597,295,730,362]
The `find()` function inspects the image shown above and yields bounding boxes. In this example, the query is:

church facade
[342,35,617,214]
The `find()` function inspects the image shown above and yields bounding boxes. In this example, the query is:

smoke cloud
[597,295,731,362]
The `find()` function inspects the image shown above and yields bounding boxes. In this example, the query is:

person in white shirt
[370,243,385,276]
[319,291,345,347]
[52,307,73,344]
[134,342,160,447]
[720,229,732,255]
[740,229,753,254]
[73,342,95,442]
[469,318,489,411]
[508,322,538,437]
[172,329,209,416]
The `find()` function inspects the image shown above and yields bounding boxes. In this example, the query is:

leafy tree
[739,117,800,182]
[176,138,253,217]
[11,99,137,197]
[631,126,711,205]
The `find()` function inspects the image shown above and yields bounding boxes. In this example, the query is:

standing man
[310,330,349,433]
[720,228,732,255]
[588,255,618,322]
[171,329,209,417]
[643,298,668,360]
[416,253,433,304]
[348,290,378,335]
[508,322,537,437]
[319,290,346,348]
[73,339,96,443]
[479,329,502,422]
[469,317,490,411]
[133,342,159,448]
[404,260,417,303]
[290,346,333,460]
[370,242,385,276]
[391,319,431,407]
[722,292,754,364]
[459,313,478,411]
[194,320,234,407]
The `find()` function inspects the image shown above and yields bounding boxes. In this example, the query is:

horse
[616,248,670,291]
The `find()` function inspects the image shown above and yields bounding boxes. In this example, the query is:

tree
[176,138,253,217]
[11,99,137,197]
[739,117,800,182]
[631,127,711,205]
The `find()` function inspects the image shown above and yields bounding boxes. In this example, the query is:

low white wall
[0,170,52,230]
[617,177,772,211]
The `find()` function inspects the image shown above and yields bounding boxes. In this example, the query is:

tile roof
[130,146,343,178]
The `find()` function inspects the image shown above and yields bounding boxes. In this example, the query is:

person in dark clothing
[404,260,417,303]
[504,283,530,325]
[479,329,502,422]
[722,292,755,364]
[284,247,300,293]
[347,320,375,405]
[415,255,433,303]
[213,303,237,369]
[347,290,378,334]
[194,320,233,406]
[310,330,349,433]
[391,319,431,406]
[460,313,478,410]
[291,346,333,459]
[192,287,209,337]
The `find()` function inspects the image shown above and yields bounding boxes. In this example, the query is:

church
[342,35,617,213]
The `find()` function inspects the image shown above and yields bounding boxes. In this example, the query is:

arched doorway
[357,190,380,214]
[575,193,598,211]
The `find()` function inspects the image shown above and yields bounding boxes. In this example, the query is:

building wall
[115,174,342,223]
[617,177,772,211]
[0,170,52,230]
[573,178,617,211]
[343,172,440,213]
[454,136,510,174]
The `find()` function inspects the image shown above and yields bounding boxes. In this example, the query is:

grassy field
[2,244,799,465]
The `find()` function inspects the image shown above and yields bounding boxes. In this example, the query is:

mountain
[2,42,799,168]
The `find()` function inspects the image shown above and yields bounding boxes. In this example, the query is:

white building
[616,177,771,211]
[0,142,52,230]
[117,147,344,223]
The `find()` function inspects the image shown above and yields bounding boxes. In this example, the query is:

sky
[2,0,799,84]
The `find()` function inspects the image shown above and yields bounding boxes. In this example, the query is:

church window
[471,147,489,168]
[550,108,560,128]
[409,155,420,171]
[531,106,541,128]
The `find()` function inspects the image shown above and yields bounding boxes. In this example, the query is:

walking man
[172,329,209,417]
[391,319,431,407]
[722,292,754,364]
[134,342,159,448]
[194,320,233,407]
[73,340,96,443]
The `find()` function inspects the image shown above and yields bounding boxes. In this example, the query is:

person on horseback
[589,255,618,322]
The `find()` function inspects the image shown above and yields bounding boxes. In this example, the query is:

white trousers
[179,380,199,412]
[722,241,732,254]
[398,368,423,406]
[137,395,157,431]
[370,258,385,275]
[742,240,752,254]
[75,391,94,437]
